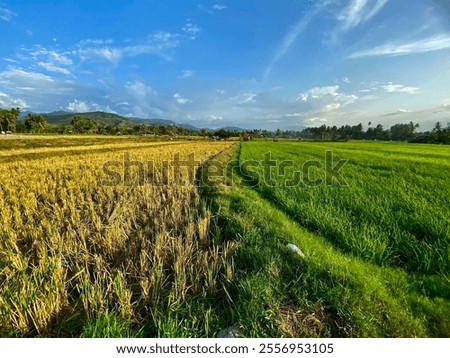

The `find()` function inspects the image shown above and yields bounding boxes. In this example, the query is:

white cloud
[77,47,122,63]
[0,91,29,108]
[67,99,92,112]
[337,0,388,31]
[125,81,157,97]
[212,4,227,11]
[66,99,116,113]
[343,77,350,83]
[381,82,419,94]
[216,89,226,94]
[174,93,191,104]
[442,98,450,108]
[324,103,341,111]
[349,34,450,58]
[37,62,71,75]
[198,3,228,14]
[28,47,73,65]
[239,92,258,104]
[182,21,201,40]
[178,70,194,79]
[264,3,325,80]
[208,115,223,121]
[123,81,164,118]
[0,68,55,87]
[78,39,114,46]
[0,4,16,22]
[303,117,328,127]
[264,112,303,120]
[76,32,180,63]
[299,85,358,104]
[299,85,340,101]
[15,47,74,75]
[382,109,413,117]
[298,85,358,113]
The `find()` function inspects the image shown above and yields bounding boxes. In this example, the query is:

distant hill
[220,126,246,132]
[41,111,139,127]
[39,111,193,128]
[179,123,200,131]
[131,117,177,126]
[23,110,202,131]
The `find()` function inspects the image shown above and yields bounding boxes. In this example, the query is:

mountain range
[19,111,246,132]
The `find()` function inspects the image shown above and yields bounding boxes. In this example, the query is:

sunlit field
[1,137,449,337]
[204,141,450,337]
[239,141,450,274]
[0,136,234,337]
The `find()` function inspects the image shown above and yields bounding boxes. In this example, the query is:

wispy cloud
[337,0,388,31]
[298,85,358,112]
[381,82,419,94]
[264,112,303,120]
[123,81,164,118]
[239,92,258,104]
[125,81,157,98]
[77,47,122,63]
[264,3,325,80]
[178,70,194,79]
[208,114,223,121]
[382,109,413,116]
[299,85,357,104]
[0,91,28,108]
[76,32,180,63]
[0,67,74,97]
[303,117,329,127]
[198,3,228,14]
[37,62,71,75]
[182,21,201,40]
[21,48,74,75]
[348,34,450,58]
[174,93,191,104]
[0,68,55,85]
[212,4,227,11]
[66,99,116,113]
[16,33,180,73]
[0,3,16,22]
[66,99,93,112]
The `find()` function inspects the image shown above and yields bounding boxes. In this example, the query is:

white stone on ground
[286,243,305,257]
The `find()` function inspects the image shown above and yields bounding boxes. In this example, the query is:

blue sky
[1,0,450,130]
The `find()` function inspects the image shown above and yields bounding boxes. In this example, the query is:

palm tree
[0,107,20,132]
[25,114,47,132]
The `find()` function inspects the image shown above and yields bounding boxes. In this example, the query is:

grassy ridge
[202,142,449,337]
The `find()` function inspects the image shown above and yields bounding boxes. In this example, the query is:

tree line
[1,107,449,144]
[243,121,450,144]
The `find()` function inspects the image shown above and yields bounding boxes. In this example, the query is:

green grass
[239,141,450,275]
[200,142,450,337]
